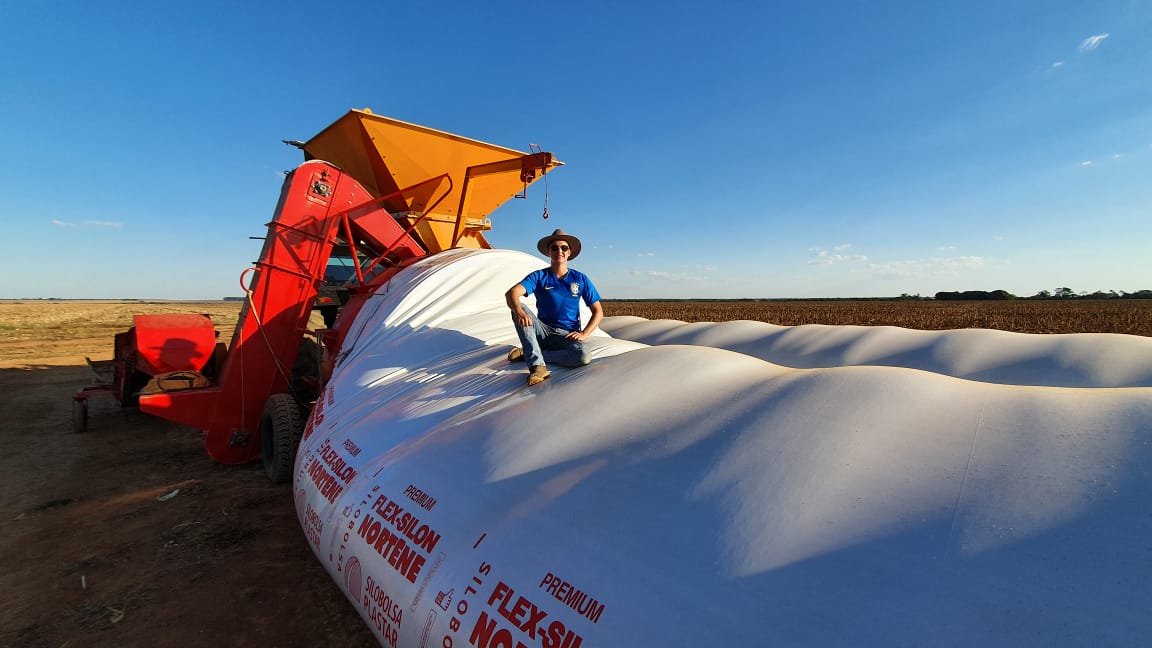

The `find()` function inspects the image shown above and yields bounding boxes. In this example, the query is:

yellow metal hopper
[302,109,562,253]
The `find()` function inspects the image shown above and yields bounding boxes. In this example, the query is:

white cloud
[1078,33,1109,52]
[936,246,957,252]
[1077,154,1123,167]
[808,247,868,265]
[865,256,985,280]
[51,218,124,229]
[1049,61,1065,69]
[638,252,655,257]
[632,269,704,282]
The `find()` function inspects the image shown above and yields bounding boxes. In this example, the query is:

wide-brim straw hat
[536,229,582,259]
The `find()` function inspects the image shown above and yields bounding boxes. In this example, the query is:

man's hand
[506,284,531,327]
[571,301,604,342]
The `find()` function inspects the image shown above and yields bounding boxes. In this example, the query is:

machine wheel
[261,393,304,484]
[292,338,322,407]
[72,398,88,434]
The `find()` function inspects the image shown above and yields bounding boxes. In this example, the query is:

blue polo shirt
[520,268,601,332]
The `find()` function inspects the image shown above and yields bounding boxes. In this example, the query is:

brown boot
[507,347,524,362]
[527,364,551,386]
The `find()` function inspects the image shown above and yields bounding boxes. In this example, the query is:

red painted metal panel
[132,314,217,374]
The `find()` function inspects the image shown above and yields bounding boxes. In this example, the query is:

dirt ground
[0,302,376,647]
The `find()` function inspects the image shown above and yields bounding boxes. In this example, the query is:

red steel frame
[137,160,425,464]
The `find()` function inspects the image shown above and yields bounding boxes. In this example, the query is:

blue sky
[2,1,1149,299]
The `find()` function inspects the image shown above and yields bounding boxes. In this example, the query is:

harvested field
[603,300,1152,337]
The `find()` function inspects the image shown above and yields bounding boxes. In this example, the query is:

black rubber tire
[72,398,88,434]
[260,393,304,484]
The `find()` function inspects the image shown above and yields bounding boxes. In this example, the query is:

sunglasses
[549,244,570,252]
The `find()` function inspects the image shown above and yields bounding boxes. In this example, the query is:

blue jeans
[512,309,591,368]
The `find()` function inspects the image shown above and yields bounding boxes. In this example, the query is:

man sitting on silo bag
[505,229,604,386]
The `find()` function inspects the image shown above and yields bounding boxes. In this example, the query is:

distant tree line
[930,288,1152,301]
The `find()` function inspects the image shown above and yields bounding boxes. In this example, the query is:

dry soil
[0,301,375,647]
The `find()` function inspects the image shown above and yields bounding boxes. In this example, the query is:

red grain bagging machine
[73,109,560,482]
